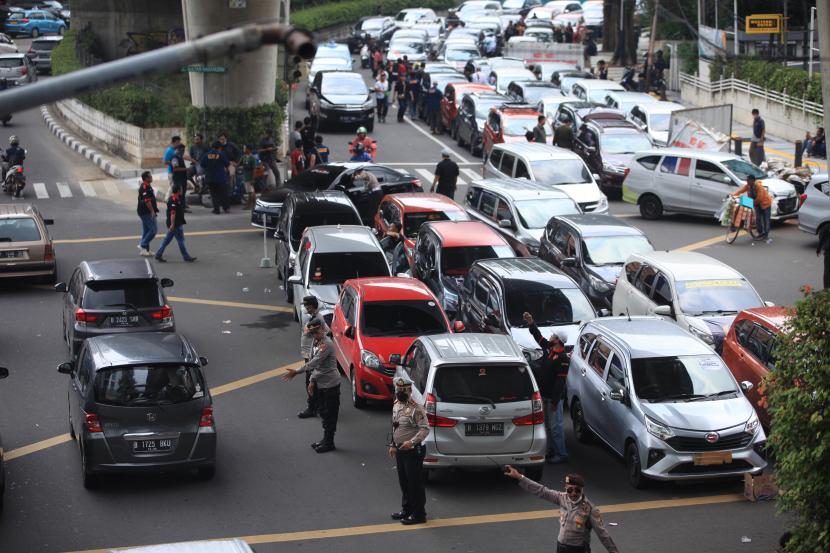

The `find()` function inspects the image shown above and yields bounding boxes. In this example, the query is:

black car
[572,115,653,194]
[538,214,654,310]
[0,365,8,510]
[455,91,509,156]
[58,333,215,488]
[308,71,375,131]
[56,259,176,359]
[552,101,619,132]
[346,16,395,53]
[506,80,560,105]
[501,0,542,16]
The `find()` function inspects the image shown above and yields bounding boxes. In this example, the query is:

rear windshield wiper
[688,390,738,402]
[442,395,496,409]
[105,302,140,312]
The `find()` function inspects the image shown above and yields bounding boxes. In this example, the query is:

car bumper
[600,172,625,190]
[0,260,55,278]
[84,430,216,474]
[251,203,281,230]
[319,107,374,126]
[797,220,819,234]
[356,365,395,401]
[423,443,547,469]
[33,59,52,71]
[640,434,767,481]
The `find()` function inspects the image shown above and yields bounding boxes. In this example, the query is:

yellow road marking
[672,234,727,252]
[4,434,73,461]
[53,228,260,245]
[66,493,746,553]
[167,296,293,314]
[765,145,827,171]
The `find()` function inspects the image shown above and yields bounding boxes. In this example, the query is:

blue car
[4,10,66,38]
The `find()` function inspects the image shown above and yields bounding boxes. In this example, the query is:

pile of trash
[761,157,815,194]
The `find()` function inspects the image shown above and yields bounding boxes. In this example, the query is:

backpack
[587,41,597,57]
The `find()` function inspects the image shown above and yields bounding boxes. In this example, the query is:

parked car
[314,41,352,66]
[603,90,660,115]
[482,142,609,214]
[57,332,216,488]
[274,191,363,303]
[441,43,482,72]
[0,53,36,85]
[394,7,437,28]
[287,225,392,324]
[482,103,550,156]
[464,177,580,256]
[552,102,619,133]
[567,317,767,487]
[347,16,395,52]
[582,1,604,37]
[388,36,429,64]
[612,251,768,353]
[552,70,594,95]
[441,82,495,137]
[506,80,560,105]
[569,79,625,103]
[722,307,789,430]
[399,332,546,480]
[455,90,510,156]
[0,365,8,510]
[545,0,583,17]
[0,203,56,283]
[489,67,537,95]
[4,9,66,37]
[797,173,829,235]
[307,56,351,87]
[622,149,801,221]
[626,101,684,146]
[308,71,374,131]
[331,276,463,407]
[56,259,176,359]
[412,220,514,318]
[0,33,18,54]
[501,0,543,16]
[26,35,62,74]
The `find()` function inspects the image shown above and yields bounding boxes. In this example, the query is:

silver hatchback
[797,173,829,235]
[397,332,546,480]
[567,317,767,488]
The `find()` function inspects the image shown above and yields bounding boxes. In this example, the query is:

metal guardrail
[679,72,823,118]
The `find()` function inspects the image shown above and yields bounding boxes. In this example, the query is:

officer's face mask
[396,390,410,402]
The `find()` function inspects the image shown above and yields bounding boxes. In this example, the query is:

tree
[765,289,830,553]
[602,0,637,65]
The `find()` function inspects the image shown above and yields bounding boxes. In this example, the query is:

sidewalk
[730,121,828,174]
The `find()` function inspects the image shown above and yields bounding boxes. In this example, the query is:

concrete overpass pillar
[817,0,830,134]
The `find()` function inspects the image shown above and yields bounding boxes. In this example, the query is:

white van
[626,101,685,146]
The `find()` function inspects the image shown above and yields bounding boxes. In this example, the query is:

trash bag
[715,195,735,227]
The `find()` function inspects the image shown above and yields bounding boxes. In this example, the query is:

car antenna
[625,308,631,322]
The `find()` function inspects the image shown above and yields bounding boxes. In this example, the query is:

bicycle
[726,204,760,244]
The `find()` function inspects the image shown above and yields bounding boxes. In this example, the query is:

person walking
[240,144,257,209]
[425,83,443,134]
[533,115,547,144]
[408,64,422,118]
[300,117,318,169]
[290,121,303,148]
[374,72,389,123]
[297,295,327,418]
[392,74,408,123]
[200,141,230,214]
[732,174,772,242]
[169,142,189,202]
[290,139,307,175]
[154,185,197,263]
[136,171,158,257]
[503,469,620,553]
[163,135,181,187]
[257,128,281,187]
[817,223,830,289]
[282,318,341,453]
[523,312,569,463]
[553,116,575,150]
[749,109,766,166]
[388,377,429,526]
[431,148,459,200]
[582,34,597,72]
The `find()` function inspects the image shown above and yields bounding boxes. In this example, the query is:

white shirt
[374,80,388,99]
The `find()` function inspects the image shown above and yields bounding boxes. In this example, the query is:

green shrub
[185,101,287,152]
[676,42,697,75]
[291,0,457,31]
[709,58,822,104]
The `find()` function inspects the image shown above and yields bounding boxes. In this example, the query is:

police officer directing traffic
[297,295,327,418]
[504,467,620,553]
[388,377,429,525]
[282,318,341,453]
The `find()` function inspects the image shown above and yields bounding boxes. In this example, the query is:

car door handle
[600,392,607,401]
[580,368,586,376]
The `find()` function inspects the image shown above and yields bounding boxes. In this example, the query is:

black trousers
[304,369,320,413]
[557,542,589,553]
[318,384,340,444]
[435,186,455,201]
[397,98,408,121]
[395,446,426,518]
[208,181,229,211]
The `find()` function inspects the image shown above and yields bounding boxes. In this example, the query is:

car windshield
[676,279,763,316]
[391,42,425,54]
[525,30,553,42]
[404,210,467,237]
[582,235,653,265]
[723,159,766,179]
[33,40,61,51]
[290,212,359,249]
[503,0,524,7]
[0,58,22,68]
[522,86,559,103]
[361,19,384,30]
[446,48,479,61]
[504,116,549,136]
[514,198,578,228]
[361,300,447,337]
[81,279,163,309]
[321,77,367,96]
[0,218,40,241]
[441,245,513,276]
[601,133,652,154]
[530,159,591,185]
[631,355,737,402]
[504,279,595,327]
[308,252,389,285]
[649,113,671,132]
[94,364,204,406]
[475,98,506,119]
[433,364,533,403]
[8,14,23,20]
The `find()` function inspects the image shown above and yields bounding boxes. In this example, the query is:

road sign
[181,65,226,73]
[746,14,783,34]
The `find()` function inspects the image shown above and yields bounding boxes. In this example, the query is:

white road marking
[122,178,139,190]
[33,182,48,199]
[103,181,119,196]
[79,182,97,197]
[56,182,72,198]
[403,116,472,164]
[462,168,482,181]
[415,168,435,187]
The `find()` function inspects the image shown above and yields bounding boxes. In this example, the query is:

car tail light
[799,193,807,206]
[16,166,23,173]
[623,167,630,179]
[410,178,422,188]
[43,243,54,262]
[84,412,103,433]
[20,66,27,76]
[150,304,172,322]
[425,393,458,427]
[74,307,97,323]
[20,18,29,23]
[513,391,544,425]
[199,406,214,427]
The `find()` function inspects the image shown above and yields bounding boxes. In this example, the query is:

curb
[39,105,141,180]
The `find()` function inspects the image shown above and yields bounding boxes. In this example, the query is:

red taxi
[440,82,495,136]
[482,104,552,158]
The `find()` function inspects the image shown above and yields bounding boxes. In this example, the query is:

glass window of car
[601,133,653,155]
[489,149,503,169]
[515,198,577,229]
[342,288,356,325]
[694,160,729,183]
[462,97,475,116]
[77,348,93,393]
[651,273,673,307]
[474,279,490,305]
[529,159,591,186]
[94,364,204,406]
[648,113,671,132]
[309,252,390,285]
[321,74,368,96]
[552,224,570,251]
[488,111,501,131]
[637,155,661,170]
[588,340,611,377]
[581,235,653,266]
[499,153,516,175]
[505,117,549,137]
[733,319,754,349]
[579,331,596,358]
[744,323,777,369]
[404,210,465,237]
[412,345,431,390]
[440,245,513,276]
[495,198,513,223]
[722,158,766,180]
[81,279,163,309]
[514,158,530,179]
[634,264,657,296]
[504,279,595,327]
[675,279,763,316]
[479,191,498,217]
[631,355,737,402]
[0,217,41,241]
[432,364,533,403]
[361,300,447,337]
[624,261,641,284]
[606,353,626,391]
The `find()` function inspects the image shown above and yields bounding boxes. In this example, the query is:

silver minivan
[567,317,767,488]
[797,173,829,235]
[396,333,546,480]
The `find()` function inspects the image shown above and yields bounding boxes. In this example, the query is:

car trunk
[80,278,167,331]
[0,218,44,267]
[0,59,24,78]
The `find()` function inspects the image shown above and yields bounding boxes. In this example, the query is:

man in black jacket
[523,311,569,464]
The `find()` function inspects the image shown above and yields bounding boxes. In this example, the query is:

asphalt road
[0,55,816,553]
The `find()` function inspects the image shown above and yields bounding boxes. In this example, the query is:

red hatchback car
[441,82,495,135]
[721,306,789,430]
[330,277,464,407]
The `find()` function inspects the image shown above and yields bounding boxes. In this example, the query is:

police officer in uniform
[388,378,429,525]
[297,295,327,418]
[282,319,341,453]
[504,467,620,553]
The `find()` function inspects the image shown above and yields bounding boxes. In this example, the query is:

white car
[604,90,660,114]
[544,0,583,16]
[611,251,769,352]
[626,101,685,146]
[569,79,625,103]
[489,67,537,94]
[394,8,437,28]
[307,57,351,86]
[314,41,352,66]
[622,148,800,221]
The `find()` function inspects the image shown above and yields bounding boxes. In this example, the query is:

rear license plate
[110,315,139,327]
[693,451,733,466]
[465,422,504,436]
[132,439,175,453]
[0,250,25,259]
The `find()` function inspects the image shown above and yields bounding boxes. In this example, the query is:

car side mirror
[592,173,601,181]
[764,301,775,307]
[275,229,286,241]
[740,380,754,392]
[653,304,672,317]
[609,387,627,403]
[498,219,513,229]
[287,275,303,285]
[57,361,74,375]
[561,257,577,267]
[722,175,732,184]
[43,218,54,225]
[54,282,67,293]
[453,320,466,333]
[344,324,355,339]
[160,278,174,288]
[485,313,500,326]
[309,86,318,94]
[598,308,610,317]
[389,353,402,365]
[199,356,209,367]
[0,366,8,379]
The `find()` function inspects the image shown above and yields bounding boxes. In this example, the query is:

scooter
[620,67,637,91]
[2,164,26,197]
[360,44,371,69]
[348,136,377,161]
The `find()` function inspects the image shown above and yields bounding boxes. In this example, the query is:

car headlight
[597,194,608,210]
[363,96,374,109]
[688,324,715,346]
[588,273,613,293]
[745,412,761,434]
[522,346,543,362]
[645,415,674,441]
[360,349,383,371]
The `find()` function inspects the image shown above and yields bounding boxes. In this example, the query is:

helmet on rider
[356,126,367,137]
[9,135,18,146]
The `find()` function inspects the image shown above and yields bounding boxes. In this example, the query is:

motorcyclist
[2,135,25,181]
[350,143,373,163]
[349,127,376,160]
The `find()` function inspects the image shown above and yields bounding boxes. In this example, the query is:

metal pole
[733,0,738,57]
[645,0,660,91]
[809,6,816,78]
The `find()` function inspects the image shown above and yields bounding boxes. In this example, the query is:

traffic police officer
[504,467,620,553]
[282,318,340,453]
[297,295,327,418]
[388,377,429,525]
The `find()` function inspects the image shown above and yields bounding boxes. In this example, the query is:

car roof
[469,177,572,200]
[0,203,42,218]
[474,257,576,287]
[320,71,365,82]
[491,142,582,161]
[605,90,659,101]
[554,214,646,236]
[633,147,741,162]
[572,79,624,90]
[387,192,466,212]
[423,333,524,363]
[736,306,790,331]
[448,82,494,94]
[86,332,200,369]
[80,258,157,281]
[637,101,685,114]
[587,119,642,133]
[32,36,63,42]
[629,251,744,280]
[347,276,438,302]
[426,220,509,247]
[466,91,508,102]
[291,190,359,213]
[307,225,382,253]
[590,317,714,358]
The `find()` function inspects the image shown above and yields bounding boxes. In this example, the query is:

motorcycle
[348,136,377,161]
[360,44,371,69]
[620,66,637,91]
[2,164,26,197]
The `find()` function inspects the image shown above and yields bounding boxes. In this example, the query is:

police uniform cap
[394,377,412,388]
[565,473,585,487]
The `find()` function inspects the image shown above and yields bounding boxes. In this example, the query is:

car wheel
[626,441,649,489]
[58,26,65,36]
[571,398,592,443]
[283,270,294,303]
[195,465,216,480]
[81,444,98,489]
[524,465,544,482]
[31,27,40,38]
[639,195,663,220]
[351,368,367,409]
